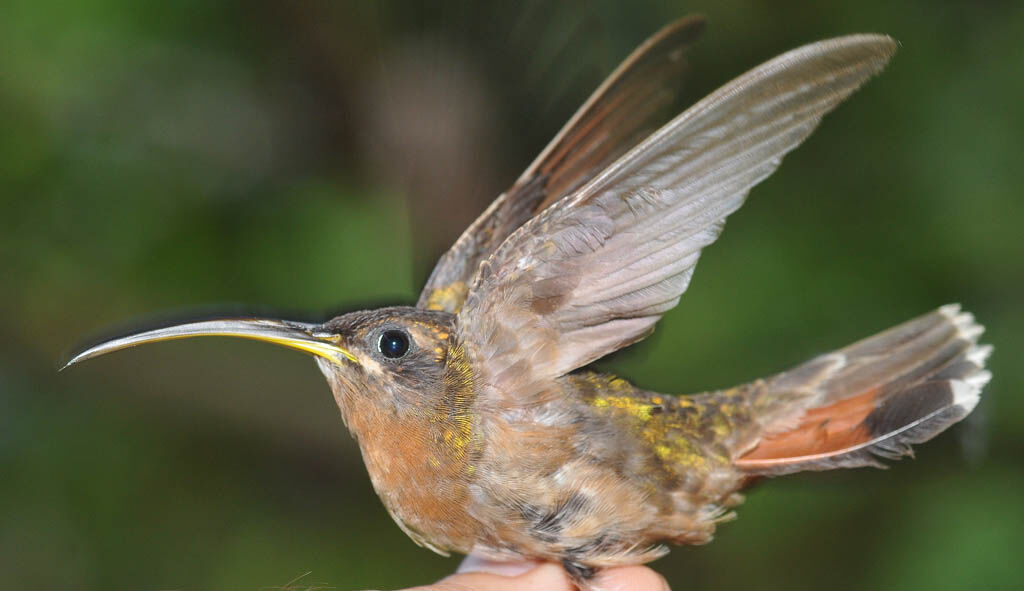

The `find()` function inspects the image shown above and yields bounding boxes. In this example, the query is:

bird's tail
[729,304,991,476]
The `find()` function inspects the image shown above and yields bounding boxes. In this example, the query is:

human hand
[402,555,670,591]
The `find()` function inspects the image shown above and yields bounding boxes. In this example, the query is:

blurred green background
[3,0,1022,589]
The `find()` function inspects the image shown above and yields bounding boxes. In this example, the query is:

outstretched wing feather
[459,35,897,400]
[418,17,707,313]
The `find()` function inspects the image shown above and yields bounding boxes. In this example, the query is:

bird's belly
[465,408,744,565]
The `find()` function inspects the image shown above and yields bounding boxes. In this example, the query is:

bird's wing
[417,16,707,314]
[457,35,897,403]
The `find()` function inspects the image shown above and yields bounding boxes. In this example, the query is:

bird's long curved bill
[62,318,358,369]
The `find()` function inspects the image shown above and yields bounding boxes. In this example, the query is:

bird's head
[64,307,465,430]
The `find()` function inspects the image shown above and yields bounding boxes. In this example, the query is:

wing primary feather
[460,35,897,387]
[523,16,707,191]
[418,17,707,313]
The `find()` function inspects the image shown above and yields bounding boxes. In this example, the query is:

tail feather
[733,304,991,475]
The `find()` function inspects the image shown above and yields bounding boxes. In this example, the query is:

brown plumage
[65,17,991,587]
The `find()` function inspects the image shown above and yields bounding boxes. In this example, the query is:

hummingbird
[66,17,992,586]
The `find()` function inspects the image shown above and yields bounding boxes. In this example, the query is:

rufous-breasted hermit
[65,16,992,586]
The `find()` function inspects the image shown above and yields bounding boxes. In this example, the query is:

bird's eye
[378,329,410,359]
